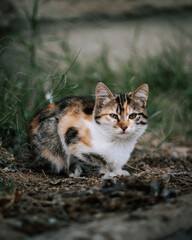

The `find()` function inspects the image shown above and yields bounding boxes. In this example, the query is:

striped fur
[28,82,149,177]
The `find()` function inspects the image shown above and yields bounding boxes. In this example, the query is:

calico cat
[28,82,149,178]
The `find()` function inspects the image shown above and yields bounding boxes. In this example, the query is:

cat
[28,82,149,178]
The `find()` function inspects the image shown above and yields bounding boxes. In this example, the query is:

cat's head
[94,82,149,140]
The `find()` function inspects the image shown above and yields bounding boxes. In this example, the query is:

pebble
[171,151,179,159]
[48,218,57,224]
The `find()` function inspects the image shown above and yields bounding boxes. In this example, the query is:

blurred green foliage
[0,177,15,195]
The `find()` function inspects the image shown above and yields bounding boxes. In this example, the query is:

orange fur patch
[99,113,109,118]
[29,115,40,135]
[42,149,53,159]
[59,109,80,137]
[84,114,92,121]
[42,149,64,167]
[44,103,56,115]
[47,103,56,108]
[123,101,128,115]
[68,145,77,155]
[105,116,111,122]
[126,105,130,115]
[58,108,92,149]
[79,128,92,147]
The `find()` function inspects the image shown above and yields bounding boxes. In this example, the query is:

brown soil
[0,141,192,239]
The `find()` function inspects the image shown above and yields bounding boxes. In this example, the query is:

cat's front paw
[115,169,130,176]
[102,172,117,179]
[101,169,130,179]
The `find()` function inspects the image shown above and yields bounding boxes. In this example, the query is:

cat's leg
[77,153,107,177]
[69,164,82,177]
[68,155,83,177]
[110,161,130,176]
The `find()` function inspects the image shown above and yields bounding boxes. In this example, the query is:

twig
[125,164,143,172]
[0,168,11,178]
[18,173,26,180]
[169,172,192,177]
[42,169,48,178]
[19,181,29,189]
[0,168,30,191]
[26,170,32,175]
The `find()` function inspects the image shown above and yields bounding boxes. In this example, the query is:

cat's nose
[120,125,128,132]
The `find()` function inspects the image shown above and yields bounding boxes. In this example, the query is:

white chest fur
[82,120,137,170]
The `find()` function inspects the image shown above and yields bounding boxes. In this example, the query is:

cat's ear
[129,84,149,107]
[95,82,114,105]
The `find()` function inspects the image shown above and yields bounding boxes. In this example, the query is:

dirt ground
[0,136,192,240]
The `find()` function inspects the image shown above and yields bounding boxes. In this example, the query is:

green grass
[0,177,15,195]
[0,1,192,156]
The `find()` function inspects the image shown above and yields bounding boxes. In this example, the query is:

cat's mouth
[118,130,133,136]
[116,131,130,138]
[120,131,127,135]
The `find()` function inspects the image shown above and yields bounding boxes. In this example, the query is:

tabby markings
[42,149,64,172]
[138,113,148,119]
[82,153,107,166]
[136,121,147,125]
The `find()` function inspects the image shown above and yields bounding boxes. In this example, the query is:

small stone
[171,151,179,159]
[48,218,57,224]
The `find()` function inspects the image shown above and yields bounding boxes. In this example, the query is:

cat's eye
[109,113,119,120]
[129,113,137,119]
